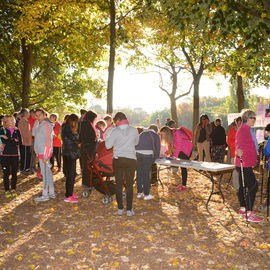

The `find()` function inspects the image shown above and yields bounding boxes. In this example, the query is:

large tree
[0,0,107,113]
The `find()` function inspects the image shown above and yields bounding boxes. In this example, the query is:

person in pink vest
[235,110,261,223]
[49,113,62,172]
[160,125,193,191]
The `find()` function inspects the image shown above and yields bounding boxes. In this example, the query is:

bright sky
[87,68,270,113]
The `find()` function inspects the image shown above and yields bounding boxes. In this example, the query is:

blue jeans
[136,153,153,195]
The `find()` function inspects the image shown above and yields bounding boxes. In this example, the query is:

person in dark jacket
[210,118,227,163]
[62,114,80,203]
[79,110,97,187]
[135,124,161,200]
[0,115,21,198]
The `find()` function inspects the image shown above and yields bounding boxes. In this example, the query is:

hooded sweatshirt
[105,124,139,160]
[34,118,53,157]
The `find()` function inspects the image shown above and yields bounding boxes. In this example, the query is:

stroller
[82,141,116,204]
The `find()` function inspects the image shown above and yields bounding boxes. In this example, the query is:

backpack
[0,127,6,155]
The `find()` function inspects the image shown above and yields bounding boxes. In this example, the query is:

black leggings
[237,166,258,211]
[177,151,189,186]
[1,156,19,191]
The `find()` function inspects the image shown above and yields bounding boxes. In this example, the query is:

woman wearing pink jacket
[235,110,261,223]
[160,126,193,191]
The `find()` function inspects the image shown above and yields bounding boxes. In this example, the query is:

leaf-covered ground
[0,167,269,270]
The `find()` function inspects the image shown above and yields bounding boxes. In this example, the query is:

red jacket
[53,121,62,147]
[227,126,237,158]
[235,123,257,167]
[28,117,36,132]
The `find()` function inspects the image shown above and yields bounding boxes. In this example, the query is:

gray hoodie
[34,118,53,156]
[105,124,139,160]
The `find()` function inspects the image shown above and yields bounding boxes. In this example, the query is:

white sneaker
[117,209,124,216]
[34,195,49,202]
[127,209,135,217]
[137,193,143,199]
[144,194,154,200]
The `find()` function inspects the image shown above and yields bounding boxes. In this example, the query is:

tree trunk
[236,75,245,112]
[170,95,178,126]
[106,0,116,114]
[21,38,32,109]
[170,70,178,126]
[192,75,201,135]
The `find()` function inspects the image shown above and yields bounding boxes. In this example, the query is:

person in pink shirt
[160,126,193,191]
[49,113,62,172]
[235,110,261,223]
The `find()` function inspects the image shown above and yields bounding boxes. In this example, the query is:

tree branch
[158,71,170,96]
[182,47,196,75]
[236,1,270,24]
[175,81,194,100]
[263,0,270,13]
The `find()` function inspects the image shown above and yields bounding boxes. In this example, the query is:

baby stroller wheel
[101,195,110,204]
[122,191,126,199]
[82,189,91,198]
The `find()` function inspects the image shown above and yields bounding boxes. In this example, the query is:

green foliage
[149,108,171,127]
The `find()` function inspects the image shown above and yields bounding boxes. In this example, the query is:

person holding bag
[34,109,55,202]
[62,114,80,203]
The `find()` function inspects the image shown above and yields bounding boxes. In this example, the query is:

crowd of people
[0,108,269,221]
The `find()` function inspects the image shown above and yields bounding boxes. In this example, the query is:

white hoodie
[105,124,139,160]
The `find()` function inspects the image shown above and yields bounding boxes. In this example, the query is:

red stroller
[82,141,116,204]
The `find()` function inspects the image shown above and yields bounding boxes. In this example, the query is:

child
[0,115,21,198]
[34,109,55,202]
[62,114,80,203]
[96,119,107,141]
[49,113,62,172]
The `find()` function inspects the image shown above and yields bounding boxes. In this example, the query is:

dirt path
[0,169,269,270]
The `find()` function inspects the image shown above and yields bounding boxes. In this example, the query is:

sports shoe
[64,196,78,203]
[246,213,262,223]
[127,209,135,217]
[5,191,12,199]
[36,173,42,179]
[35,195,49,202]
[175,185,187,191]
[144,194,154,200]
[117,208,124,216]
[11,189,17,197]
[137,193,143,199]
[239,208,255,216]
[49,193,56,199]
[72,193,79,199]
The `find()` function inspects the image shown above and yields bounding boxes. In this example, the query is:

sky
[86,68,270,113]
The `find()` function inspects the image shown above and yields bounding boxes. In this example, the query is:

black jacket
[62,124,80,159]
[79,120,97,158]
[0,127,21,156]
[210,126,226,146]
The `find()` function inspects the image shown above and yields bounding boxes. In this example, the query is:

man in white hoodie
[105,112,139,217]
